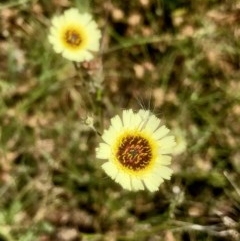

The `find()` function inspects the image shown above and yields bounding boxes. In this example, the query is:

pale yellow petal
[122,109,134,128]
[115,172,131,190]
[64,8,80,19]
[152,125,170,140]
[110,115,122,131]
[51,16,63,28]
[144,114,160,133]
[158,136,176,153]
[102,162,118,180]
[138,109,151,120]
[96,143,111,159]
[133,113,144,129]
[131,177,144,191]
[78,13,92,25]
[143,175,161,192]
[159,166,173,180]
[153,164,173,180]
[101,127,117,145]
[156,155,172,165]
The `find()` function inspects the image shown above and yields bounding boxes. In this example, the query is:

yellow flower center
[116,134,153,171]
[62,26,87,50]
[65,29,82,46]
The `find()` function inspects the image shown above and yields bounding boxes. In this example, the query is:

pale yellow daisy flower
[48,8,101,62]
[96,109,176,192]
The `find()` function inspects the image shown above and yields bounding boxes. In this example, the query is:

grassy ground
[0,0,240,240]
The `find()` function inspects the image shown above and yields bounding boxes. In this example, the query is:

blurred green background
[0,0,240,240]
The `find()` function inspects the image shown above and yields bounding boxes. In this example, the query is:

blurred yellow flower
[172,128,187,155]
[48,8,101,62]
[96,109,176,192]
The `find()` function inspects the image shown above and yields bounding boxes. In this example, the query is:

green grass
[0,0,240,240]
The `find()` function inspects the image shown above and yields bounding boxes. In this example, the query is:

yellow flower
[172,128,187,155]
[96,109,176,192]
[48,8,101,62]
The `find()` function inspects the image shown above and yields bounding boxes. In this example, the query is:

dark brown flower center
[116,135,152,171]
[65,30,82,47]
